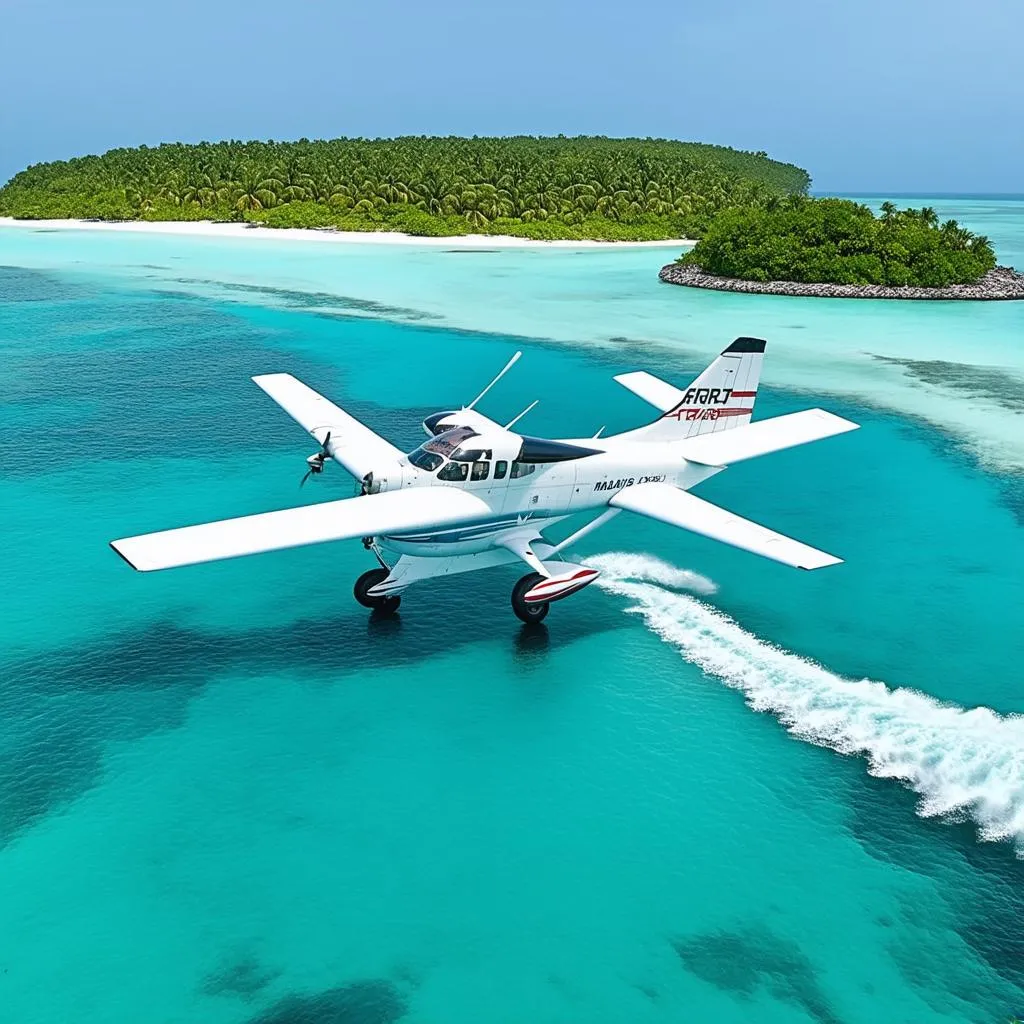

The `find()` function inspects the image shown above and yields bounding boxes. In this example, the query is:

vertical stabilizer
[613,337,765,442]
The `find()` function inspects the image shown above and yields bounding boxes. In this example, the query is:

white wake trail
[587,552,1024,853]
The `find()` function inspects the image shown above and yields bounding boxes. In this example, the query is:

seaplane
[110,338,858,623]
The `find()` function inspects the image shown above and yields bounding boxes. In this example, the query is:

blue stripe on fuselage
[385,514,551,545]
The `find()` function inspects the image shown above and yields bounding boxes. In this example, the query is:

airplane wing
[252,373,404,480]
[679,409,858,467]
[610,482,841,570]
[111,488,491,572]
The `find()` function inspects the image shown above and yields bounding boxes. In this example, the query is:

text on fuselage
[594,474,665,492]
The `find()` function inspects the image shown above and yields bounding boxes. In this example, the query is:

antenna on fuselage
[466,350,521,410]
[505,399,538,430]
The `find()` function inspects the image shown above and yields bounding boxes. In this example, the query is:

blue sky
[1,0,1020,192]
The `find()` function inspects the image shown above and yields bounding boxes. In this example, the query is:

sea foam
[587,552,1024,854]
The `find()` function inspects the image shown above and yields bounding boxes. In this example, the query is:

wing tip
[251,372,291,387]
[811,408,860,433]
[798,556,844,571]
[109,539,144,572]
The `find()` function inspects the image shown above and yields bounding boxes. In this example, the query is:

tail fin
[612,337,765,442]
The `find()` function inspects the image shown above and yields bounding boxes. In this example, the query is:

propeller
[300,431,331,487]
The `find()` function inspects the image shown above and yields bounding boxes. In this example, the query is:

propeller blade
[300,470,312,488]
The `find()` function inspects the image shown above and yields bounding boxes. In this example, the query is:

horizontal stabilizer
[252,373,403,480]
[111,488,491,572]
[610,482,842,570]
[679,408,858,466]
[613,371,685,412]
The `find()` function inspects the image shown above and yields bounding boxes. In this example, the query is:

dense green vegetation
[680,198,996,286]
[0,136,810,240]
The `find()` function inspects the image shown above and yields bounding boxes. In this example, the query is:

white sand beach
[0,216,696,249]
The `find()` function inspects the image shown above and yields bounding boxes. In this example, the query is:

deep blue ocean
[1,199,1023,1024]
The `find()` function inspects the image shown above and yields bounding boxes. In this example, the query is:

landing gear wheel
[354,568,401,613]
[511,573,549,624]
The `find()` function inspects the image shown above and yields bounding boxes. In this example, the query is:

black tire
[354,568,400,613]
[511,573,549,624]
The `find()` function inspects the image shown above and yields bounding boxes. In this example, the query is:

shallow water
[1,203,1023,1024]
[4,196,1023,473]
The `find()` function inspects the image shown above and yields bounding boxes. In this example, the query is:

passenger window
[510,461,536,479]
[494,461,508,480]
[471,461,489,481]
[438,461,469,482]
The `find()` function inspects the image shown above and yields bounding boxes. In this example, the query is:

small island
[0,135,809,243]
[660,198,1024,299]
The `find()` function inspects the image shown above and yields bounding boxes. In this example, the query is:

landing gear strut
[511,573,550,624]
[354,568,401,614]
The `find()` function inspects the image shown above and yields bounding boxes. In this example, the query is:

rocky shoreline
[658,262,1024,300]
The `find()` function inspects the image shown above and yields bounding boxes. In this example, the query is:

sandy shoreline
[0,216,695,249]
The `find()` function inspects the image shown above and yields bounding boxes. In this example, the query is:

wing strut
[496,532,551,577]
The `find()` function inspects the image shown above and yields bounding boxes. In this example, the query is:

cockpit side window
[494,461,508,480]
[470,461,489,481]
[510,461,536,479]
[438,461,469,482]
[409,449,444,472]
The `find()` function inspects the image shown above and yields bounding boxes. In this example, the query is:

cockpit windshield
[408,426,479,472]
[408,448,444,472]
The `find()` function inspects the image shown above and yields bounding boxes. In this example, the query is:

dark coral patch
[0,265,86,303]
[248,980,406,1024]
[872,356,1024,413]
[673,924,842,1024]
[201,954,280,1000]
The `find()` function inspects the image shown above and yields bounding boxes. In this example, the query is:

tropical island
[0,135,809,242]
[660,197,1024,299]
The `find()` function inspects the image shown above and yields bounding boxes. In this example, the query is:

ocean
[1,197,1022,1024]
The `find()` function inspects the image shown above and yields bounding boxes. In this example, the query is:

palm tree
[276,163,313,203]
[181,171,218,208]
[125,185,155,214]
[231,169,283,212]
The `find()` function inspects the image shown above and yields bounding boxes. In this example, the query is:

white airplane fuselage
[377,441,720,557]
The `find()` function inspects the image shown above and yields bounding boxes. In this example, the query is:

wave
[586,552,1024,854]
[585,552,719,596]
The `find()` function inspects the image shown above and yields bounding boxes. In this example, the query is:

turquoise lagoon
[1,199,1023,1024]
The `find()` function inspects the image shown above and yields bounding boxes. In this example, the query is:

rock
[658,263,1024,300]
